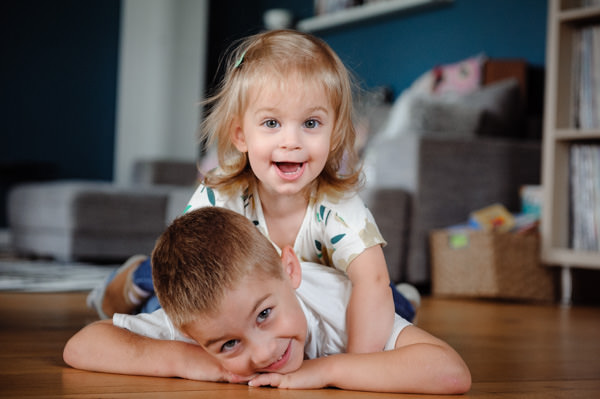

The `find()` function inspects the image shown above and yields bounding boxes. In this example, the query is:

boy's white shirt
[113,262,411,358]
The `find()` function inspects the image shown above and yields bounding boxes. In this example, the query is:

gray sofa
[364,136,540,288]
[7,58,543,290]
[7,140,540,289]
[360,59,543,288]
[7,160,197,262]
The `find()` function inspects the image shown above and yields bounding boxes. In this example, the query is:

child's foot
[86,254,149,319]
[396,283,421,323]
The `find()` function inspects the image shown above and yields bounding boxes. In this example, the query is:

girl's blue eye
[264,119,279,128]
[221,339,239,352]
[304,119,319,129]
[257,308,271,323]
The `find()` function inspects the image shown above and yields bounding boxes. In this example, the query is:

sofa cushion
[433,54,486,95]
[8,181,172,261]
[462,78,523,137]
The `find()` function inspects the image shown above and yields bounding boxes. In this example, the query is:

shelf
[559,4,600,23]
[542,247,600,269]
[297,0,453,33]
[554,129,600,140]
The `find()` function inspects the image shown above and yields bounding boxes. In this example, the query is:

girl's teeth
[277,162,301,173]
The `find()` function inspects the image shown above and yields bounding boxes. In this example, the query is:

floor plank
[1,292,599,398]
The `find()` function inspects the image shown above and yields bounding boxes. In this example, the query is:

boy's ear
[280,246,302,289]
[231,121,248,152]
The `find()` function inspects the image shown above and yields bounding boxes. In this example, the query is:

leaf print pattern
[334,213,349,229]
[315,240,322,258]
[313,203,358,270]
[331,234,345,244]
[359,219,381,248]
[317,205,331,224]
[206,187,215,206]
[241,189,252,209]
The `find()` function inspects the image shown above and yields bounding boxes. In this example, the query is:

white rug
[0,259,115,292]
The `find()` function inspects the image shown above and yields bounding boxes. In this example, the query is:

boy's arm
[249,325,472,394]
[345,245,395,353]
[63,320,247,383]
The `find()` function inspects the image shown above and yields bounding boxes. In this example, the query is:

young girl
[90,29,417,354]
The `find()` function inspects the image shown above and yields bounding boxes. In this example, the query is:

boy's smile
[232,75,334,199]
[182,250,307,378]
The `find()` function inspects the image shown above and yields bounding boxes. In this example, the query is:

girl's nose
[279,126,302,150]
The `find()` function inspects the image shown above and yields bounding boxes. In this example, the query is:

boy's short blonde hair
[151,207,283,329]
[201,29,361,199]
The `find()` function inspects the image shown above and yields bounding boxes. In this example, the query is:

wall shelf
[297,0,453,33]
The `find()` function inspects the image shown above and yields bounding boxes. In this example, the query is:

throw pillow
[433,54,487,95]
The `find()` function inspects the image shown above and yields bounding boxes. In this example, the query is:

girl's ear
[231,121,248,152]
[280,246,302,289]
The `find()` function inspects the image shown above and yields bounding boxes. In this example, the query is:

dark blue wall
[1,0,121,181]
[259,0,547,97]
[3,0,547,183]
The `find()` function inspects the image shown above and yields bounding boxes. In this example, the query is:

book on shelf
[569,144,600,251]
[571,24,600,130]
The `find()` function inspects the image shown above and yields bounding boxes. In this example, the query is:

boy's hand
[226,371,258,384]
[248,359,327,389]
[178,344,256,383]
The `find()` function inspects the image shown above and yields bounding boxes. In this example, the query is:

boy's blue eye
[304,119,319,129]
[257,308,271,323]
[221,339,239,352]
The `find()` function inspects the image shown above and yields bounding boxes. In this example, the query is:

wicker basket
[430,229,555,301]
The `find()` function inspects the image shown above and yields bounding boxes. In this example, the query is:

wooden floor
[1,292,599,398]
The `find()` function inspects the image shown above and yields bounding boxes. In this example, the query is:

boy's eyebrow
[202,293,271,349]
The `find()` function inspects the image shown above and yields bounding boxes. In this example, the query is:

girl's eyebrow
[201,293,271,348]
[307,106,330,114]
[255,106,330,115]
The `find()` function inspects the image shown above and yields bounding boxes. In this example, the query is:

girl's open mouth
[274,162,305,180]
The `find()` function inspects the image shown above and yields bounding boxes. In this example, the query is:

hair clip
[234,50,246,69]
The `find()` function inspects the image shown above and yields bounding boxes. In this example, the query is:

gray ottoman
[8,180,194,262]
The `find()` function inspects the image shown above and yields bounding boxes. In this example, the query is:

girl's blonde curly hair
[200,29,362,200]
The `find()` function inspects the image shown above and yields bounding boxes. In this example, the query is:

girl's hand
[248,359,327,389]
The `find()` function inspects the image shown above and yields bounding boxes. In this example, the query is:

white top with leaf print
[185,183,385,273]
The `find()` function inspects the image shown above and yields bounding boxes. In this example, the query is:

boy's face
[232,74,334,198]
[183,257,307,378]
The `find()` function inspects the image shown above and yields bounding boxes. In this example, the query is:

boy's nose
[249,337,278,369]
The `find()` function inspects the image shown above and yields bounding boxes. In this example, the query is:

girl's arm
[63,320,249,383]
[345,245,395,353]
[249,325,472,394]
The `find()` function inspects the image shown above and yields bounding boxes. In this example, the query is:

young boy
[64,207,471,394]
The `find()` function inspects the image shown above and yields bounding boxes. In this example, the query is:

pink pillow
[433,55,485,95]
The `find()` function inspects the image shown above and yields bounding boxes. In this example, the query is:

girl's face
[233,76,334,199]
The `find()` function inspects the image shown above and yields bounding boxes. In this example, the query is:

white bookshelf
[541,0,600,304]
[297,0,453,33]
